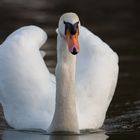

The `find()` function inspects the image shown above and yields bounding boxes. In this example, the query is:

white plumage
[76,26,118,129]
[0,13,119,132]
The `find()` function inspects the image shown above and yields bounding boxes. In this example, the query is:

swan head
[58,12,80,55]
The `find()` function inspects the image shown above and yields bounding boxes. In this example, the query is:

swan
[0,12,119,133]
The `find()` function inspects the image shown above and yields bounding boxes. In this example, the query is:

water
[0,129,140,140]
[0,0,140,139]
[1,130,109,140]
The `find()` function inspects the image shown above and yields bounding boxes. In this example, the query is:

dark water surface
[0,0,140,139]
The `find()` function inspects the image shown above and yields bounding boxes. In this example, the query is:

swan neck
[48,34,79,133]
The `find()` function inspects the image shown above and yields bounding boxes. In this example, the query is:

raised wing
[0,26,55,130]
[76,26,119,129]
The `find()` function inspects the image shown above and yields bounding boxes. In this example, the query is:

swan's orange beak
[66,31,80,55]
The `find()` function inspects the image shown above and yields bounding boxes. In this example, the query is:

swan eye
[64,21,79,35]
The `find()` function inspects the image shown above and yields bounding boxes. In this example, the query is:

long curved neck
[48,34,79,133]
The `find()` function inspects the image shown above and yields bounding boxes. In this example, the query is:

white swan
[0,13,119,133]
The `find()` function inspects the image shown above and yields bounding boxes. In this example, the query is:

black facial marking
[64,21,79,35]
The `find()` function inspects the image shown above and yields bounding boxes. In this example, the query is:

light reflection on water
[1,129,140,140]
[2,130,108,140]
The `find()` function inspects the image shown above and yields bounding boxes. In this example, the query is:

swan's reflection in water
[2,129,108,140]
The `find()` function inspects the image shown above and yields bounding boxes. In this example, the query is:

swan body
[0,13,119,132]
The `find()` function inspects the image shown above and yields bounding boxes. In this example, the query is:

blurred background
[0,0,140,133]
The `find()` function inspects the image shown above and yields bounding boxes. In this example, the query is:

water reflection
[2,130,108,140]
